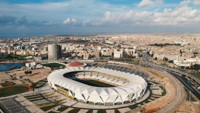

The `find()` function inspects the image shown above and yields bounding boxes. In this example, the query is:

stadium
[47,62,147,106]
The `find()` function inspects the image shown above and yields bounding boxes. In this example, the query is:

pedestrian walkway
[106,109,115,113]
[118,107,131,113]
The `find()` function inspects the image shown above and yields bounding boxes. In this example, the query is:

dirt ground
[0,67,51,84]
[138,67,176,113]
[151,59,178,68]
[25,68,51,82]
[173,101,200,113]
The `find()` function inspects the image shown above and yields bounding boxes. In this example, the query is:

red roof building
[69,61,84,67]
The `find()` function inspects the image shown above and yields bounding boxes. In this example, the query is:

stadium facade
[47,66,147,105]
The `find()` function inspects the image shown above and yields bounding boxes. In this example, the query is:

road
[142,53,200,100]
[155,71,186,113]
[142,54,200,85]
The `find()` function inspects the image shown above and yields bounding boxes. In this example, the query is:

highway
[155,71,186,113]
[142,53,200,100]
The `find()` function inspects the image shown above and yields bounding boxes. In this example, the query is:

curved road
[142,53,200,100]
[155,71,186,113]
[139,53,200,113]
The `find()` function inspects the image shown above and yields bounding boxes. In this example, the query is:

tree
[24,70,32,75]
[180,50,183,56]
[30,83,36,91]
[168,60,174,63]
[29,71,32,75]
[192,64,200,75]
[193,64,200,71]
[24,71,29,75]
[163,57,168,61]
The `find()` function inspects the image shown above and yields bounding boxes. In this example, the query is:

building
[101,48,113,57]
[25,62,37,68]
[114,49,124,58]
[66,61,87,67]
[48,44,61,60]
[47,66,147,105]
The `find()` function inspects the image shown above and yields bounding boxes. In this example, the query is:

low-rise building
[114,49,124,58]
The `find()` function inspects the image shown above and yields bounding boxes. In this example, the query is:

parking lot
[0,97,30,113]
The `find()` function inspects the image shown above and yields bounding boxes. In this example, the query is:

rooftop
[69,61,84,67]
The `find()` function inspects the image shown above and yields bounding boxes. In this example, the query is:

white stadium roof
[47,66,147,105]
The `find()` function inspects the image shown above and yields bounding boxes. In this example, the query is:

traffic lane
[168,72,200,100]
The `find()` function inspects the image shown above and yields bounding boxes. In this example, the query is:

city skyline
[1,0,200,38]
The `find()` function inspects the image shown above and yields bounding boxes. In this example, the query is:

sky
[0,0,200,38]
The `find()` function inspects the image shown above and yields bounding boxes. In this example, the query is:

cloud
[63,18,70,24]
[17,26,26,31]
[0,15,16,24]
[91,6,200,26]
[71,18,77,23]
[138,0,163,7]
[0,0,129,23]
[63,18,77,24]
[0,14,55,27]
[18,2,68,11]
[193,0,200,5]
[0,0,200,36]
[180,0,191,6]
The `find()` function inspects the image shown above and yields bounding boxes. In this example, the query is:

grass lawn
[115,109,120,113]
[40,105,57,111]
[86,110,93,113]
[159,86,166,96]
[97,109,106,113]
[76,80,114,87]
[192,73,200,80]
[35,79,47,88]
[48,111,57,113]
[43,63,65,69]
[0,86,29,97]
[24,94,41,98]
[27,98,43,102]
[57,106,68,112]
[68,108,80,113]
[129,105,138,109]
[184,88,197,102]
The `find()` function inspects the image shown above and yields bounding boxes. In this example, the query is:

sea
[0,63,24,72]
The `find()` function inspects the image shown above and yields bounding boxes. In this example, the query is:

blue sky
[0,0,200,38]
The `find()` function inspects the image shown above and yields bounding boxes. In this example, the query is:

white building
[174,58,199,67]
[114,49,124,58]
[47,67,147,105]
[25,62,37,68]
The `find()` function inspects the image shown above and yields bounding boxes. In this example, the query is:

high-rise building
[48,44,61,60]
